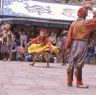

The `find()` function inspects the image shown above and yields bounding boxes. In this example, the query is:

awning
[0,17,71,29]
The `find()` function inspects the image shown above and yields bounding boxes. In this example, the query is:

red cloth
[17,46,25,53]
[30,36,49,45]
[77,7,88,19]
[39,28,47,34]
[65,17,96,48]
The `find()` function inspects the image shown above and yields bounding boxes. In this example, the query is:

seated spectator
[25,53,33,62]
[14,31,20,46]
[15,46,25,61]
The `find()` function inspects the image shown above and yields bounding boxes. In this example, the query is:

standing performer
[28,28,58,67]
[1,23,13,61]
[65,11,96,88]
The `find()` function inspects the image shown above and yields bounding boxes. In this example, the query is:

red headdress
[77,7,88,19]
[39,28,47,34]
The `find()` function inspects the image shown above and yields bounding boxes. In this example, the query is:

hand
[27,43,31,46]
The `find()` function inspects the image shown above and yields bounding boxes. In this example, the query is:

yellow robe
[28,43,59,55]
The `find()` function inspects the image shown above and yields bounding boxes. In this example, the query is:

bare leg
[30,53,40,66]
[43,52,50,68]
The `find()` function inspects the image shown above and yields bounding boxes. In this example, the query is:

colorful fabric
[1,31,13,46]
[39,28,47,34]
[17,46,25,54]
[65,17,96,48]
[1,37,11,53]
[28,43,58,55]
[30,36,49,46]
[68,40,88,68]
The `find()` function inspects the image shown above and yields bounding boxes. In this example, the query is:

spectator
[20,30,28,48]
[56,32,67,64]
[11,37,18,61]
[25,53,33,62]
[48,32,57,45]
[28,31,35,42]
[15,46,25,61]
[14,31,20,46]
[0,30,3,60]
[86,33,96,64]
[48,32,58,63]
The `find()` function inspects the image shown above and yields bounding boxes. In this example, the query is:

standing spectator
[11,37,18,61]
[14,31,20,46]
[61,32,67,65]
[95,45,96,54]
[28,31,35,42]
[48,32,57,63]
[56,32,67,65]
[0,29,3,60]
[86,31,96,64]
[86,40,95,64]
[20,29,28,48]
[56,33,63,62]
[48,32,57,45]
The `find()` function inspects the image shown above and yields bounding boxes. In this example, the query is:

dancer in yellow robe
[28,28,58,67]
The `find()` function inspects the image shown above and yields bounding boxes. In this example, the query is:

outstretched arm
[83,17,96,29]
[29,37,39,45]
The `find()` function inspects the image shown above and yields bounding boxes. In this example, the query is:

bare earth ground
[0,61,96,95]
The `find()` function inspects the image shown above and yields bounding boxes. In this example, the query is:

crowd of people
[0,24,68,65]
[0,22,95,64]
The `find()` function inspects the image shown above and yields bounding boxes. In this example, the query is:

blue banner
[1,0,95,21]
